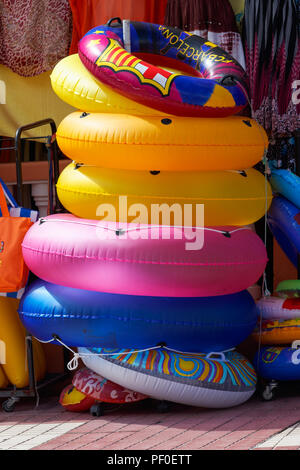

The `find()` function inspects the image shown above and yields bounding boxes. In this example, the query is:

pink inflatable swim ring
[22,214,267,297]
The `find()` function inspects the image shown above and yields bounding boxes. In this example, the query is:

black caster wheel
[156,400,171,413]
[2,397,19,412]
[261,382,278,401]
[90,402,104,417]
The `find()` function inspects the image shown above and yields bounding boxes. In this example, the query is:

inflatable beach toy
[59,384,96,412]
[268,196,300,267]
[78,347,257,409]
[256,296,300,320]
[252,318,300,345]
[0,297,46,388]
[60,367,148,415]
[270,162,300,210]
[255,343,300,382]
[276,280,300,298]
[56,112,268,172]
[78,19,249,117]
[21,214,268,297]
[21,18,268,409]
[57,163,272,226]
[73,367,148,404]
[51,54,167,115]
[0,367,8,390]
[19,279,257,352]
[51,53,194,115]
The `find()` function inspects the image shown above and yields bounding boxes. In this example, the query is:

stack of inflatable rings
[253,296,300,382]
[252,160,300,382]
[19,19,272,409]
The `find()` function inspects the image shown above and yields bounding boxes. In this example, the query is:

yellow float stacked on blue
[21,20,272,409]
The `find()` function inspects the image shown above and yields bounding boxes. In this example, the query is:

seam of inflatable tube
[18,310,256,328]
[31,217,251,235]
[22,245,267,266]
[56,186,271,202]
[57,134,264,148]
[52,79,165,115]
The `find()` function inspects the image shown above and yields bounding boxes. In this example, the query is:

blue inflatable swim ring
[270,162,300,209]
[254,345,300,381]
[19,280,257,352]
[268,196,300,267]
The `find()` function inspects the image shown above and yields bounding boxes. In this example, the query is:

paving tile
[79,432,135,450]
[0,421,85,450]
[52,433,111,450]
[33,433,85,450]
[0,393,300,451]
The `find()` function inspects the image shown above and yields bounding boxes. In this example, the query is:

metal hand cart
[0,119,70,412]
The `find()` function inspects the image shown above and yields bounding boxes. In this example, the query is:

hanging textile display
[0,0,72,77]
[68,0,168,55]
[243,0,300,139]
[164,0,246,68]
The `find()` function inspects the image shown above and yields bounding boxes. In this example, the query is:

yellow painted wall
[0,64,75,138]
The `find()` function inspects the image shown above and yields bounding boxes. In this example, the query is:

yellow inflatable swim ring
[51,54,197,115]
[56,112,268,172]
[57,163,272,226]
[51,54,166,115]
[0,366,8,389]
[0,297,46,388]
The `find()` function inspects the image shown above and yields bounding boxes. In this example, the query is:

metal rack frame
[0,119,70,412]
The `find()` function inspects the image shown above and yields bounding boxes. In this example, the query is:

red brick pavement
[0,392,300,451]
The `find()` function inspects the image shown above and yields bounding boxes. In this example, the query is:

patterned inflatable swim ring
[78,18,249,117]
[72,368,147,404]
[254,343,300,381]
[252,318,300,345]
[256,296,300,320]
[78,347,257,409]
[59,384,96,412]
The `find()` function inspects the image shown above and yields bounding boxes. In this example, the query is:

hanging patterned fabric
[266,136,296,171]
[0,0,72,77]
[164,0,246,69]
[243,0,300,139]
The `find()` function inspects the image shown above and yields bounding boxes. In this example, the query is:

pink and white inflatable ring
[22,214,267,297]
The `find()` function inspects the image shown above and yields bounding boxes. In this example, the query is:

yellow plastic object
[57,162,272,226]
[56,112,268,172]
[50,54,166,115]
[0,297,46,388]
[252,319,300,345]
[0,366,9,389]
